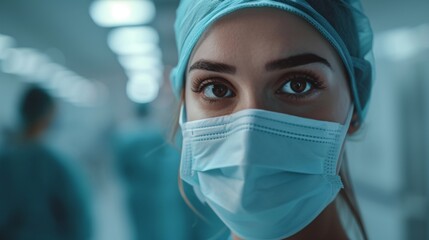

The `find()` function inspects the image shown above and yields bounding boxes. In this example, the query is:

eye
[281,78,312,95]
[202,83,234,99]
[276,71,326,97]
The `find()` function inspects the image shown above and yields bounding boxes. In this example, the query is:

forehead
[189,8,336,66]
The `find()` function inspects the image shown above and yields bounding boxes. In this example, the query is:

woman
[170,0,374,239]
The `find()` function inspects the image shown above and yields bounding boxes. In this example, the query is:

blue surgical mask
[179,107,353,240]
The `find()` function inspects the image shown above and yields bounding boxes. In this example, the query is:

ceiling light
[126,76,159,103]
[90,0,156,27]
[108,27,161,55]
[118,55,163,70]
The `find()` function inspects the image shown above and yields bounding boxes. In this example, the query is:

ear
[347,112,360,135]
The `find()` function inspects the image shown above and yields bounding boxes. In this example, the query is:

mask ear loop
[178,103,208,203]
[336,105,354,174]
[179,104,187,126]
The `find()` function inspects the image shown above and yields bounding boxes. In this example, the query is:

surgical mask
[179,107,353,240]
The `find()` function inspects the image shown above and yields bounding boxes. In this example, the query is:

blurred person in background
[115,102,226,240]
[0,85,92,240]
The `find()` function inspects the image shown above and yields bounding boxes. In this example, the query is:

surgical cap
[170,0,374,122]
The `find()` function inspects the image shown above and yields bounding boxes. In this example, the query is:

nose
[235,90,272,112]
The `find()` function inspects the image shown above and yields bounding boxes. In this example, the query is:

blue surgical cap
[170,0,374,122]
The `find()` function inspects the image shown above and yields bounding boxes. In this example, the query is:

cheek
[294,74,350,123]
[321,76,351,123]
[184,80,210,121]
[184,82,197,121]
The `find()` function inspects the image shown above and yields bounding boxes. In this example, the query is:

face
[185,8,352,125]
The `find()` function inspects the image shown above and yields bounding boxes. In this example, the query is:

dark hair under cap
[19,85,55,128]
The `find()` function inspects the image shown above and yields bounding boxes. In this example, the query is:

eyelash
[191,78,217,93]
[191,78,233,104]
[277,71,326,100]
[191,71,326,103]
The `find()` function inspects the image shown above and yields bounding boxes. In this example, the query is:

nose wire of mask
[179,106,354,240]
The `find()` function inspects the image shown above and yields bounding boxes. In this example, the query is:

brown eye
[290,79,307,93]
[203,83,233,99]
[280,79,312,94]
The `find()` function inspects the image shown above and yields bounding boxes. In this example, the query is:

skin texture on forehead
[185,8,353,129]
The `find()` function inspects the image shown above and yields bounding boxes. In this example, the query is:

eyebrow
[188,53,331,74]
[189,60,236,74]
[265,53,331,71]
